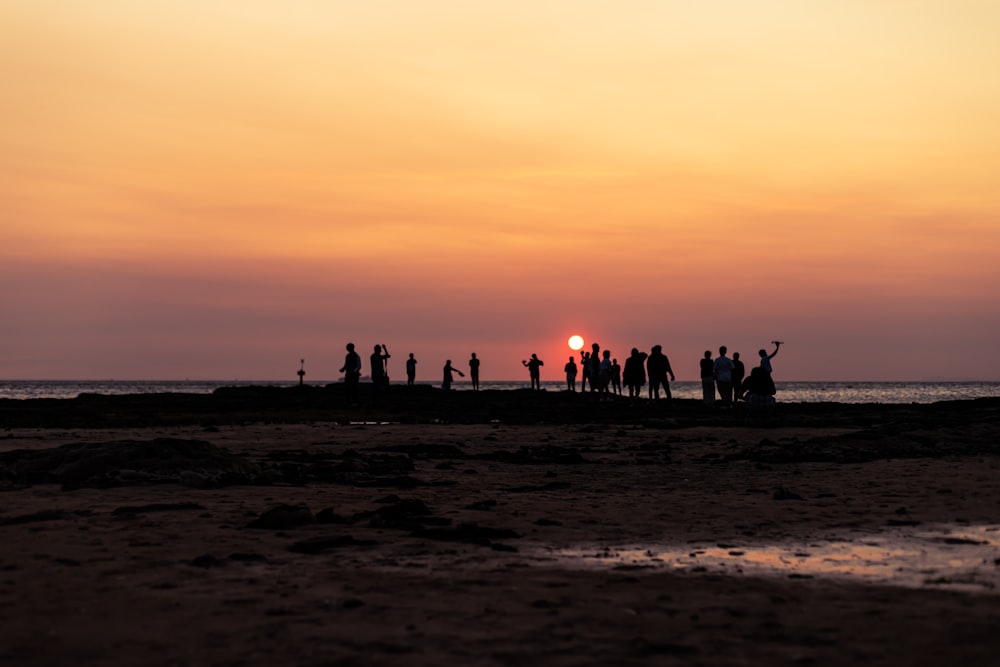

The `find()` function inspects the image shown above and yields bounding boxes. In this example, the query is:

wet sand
[1,389,999,665]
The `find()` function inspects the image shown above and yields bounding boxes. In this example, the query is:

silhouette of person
[623,347,648,398]
[731,352,745,401]
[647,345,675,400]
[589,343,602,393]
[442,359,464,390]
[468,353,481,391]
[599,350,612,394]
[564,356,578,392]
[406,353,417,386]
[610,358,622,395]
[700,350,715,406]
[714,346,735,408]
[740,366,776,414]
[759,341,781,374]
[339,343,362,406]
[580,351,591,392]
[370,344,390,398]
[522,354,544,390]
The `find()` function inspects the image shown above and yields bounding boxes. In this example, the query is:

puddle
[537,524,1000,594]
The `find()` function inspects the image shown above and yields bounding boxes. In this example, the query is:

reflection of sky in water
[539,525,1000,594]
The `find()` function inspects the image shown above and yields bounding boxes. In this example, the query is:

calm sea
[1,380,998,404]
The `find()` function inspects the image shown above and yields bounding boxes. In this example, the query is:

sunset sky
[3,1,999,382]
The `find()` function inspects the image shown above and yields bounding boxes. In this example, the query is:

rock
[246,504,315,529]
[288,535,377,554]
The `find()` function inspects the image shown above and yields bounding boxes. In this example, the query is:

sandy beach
[2,388,999,666]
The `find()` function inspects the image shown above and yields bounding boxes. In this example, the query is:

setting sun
[568,335,584,351]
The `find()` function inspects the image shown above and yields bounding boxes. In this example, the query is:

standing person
[339,342,362,406]
[406,353,417,386]
[759,341,781,374]
[700,350,715,406]
[370,344,391,401]
[610,358,622,395]
[522,354,544,390]
[589,343,602,393]
[599,350,612,394]
[442,359,464,390]
[580,351,591,392]
[623,347,648,399]
[564,356,578,392]
[714,346,735,408]
[731,352,745,401]
[468,353,481,391]
[647,345,675,400]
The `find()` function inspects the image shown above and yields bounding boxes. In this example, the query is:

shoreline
[4,379,1000,405]
[3,383,1000,429]
[1,395,998,665]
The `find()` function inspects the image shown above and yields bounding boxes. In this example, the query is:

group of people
[700,342,781,409]
[338,343,391,405]
[558,343,675,400]
[558,340,781,408]
[339,344,484,404]
[337,340,781,408]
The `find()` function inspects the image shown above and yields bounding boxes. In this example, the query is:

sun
[568,335,585,351]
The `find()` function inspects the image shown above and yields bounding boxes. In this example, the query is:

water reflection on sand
[538,524,1000,594]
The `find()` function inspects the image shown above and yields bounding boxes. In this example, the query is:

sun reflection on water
[538,524,999,594]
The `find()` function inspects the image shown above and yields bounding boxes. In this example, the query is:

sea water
[1,379,999,403]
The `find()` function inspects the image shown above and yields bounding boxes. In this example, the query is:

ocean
[1,379,998,404]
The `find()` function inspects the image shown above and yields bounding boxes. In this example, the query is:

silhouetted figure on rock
[565,356,578,392]
[406,353,417,386]
[339,343,362,406]
[759,341,781,374]
[740,366,777,416]
[623,348,648,399]
[715,346,734,408]
[731,352,745,401]
[523,354,544,390]
[647,345,675,400]
[700,350,715,406]
[468,353,481,391]
[442,360,464,391]
[370,344,390,402]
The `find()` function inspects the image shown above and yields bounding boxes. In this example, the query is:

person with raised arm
[522,354,544,390]
[759,341,782,374]
[370,344,391,402]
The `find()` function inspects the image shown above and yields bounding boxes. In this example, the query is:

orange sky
[3,1,999,381]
